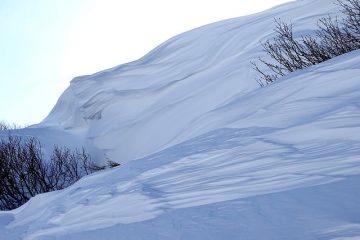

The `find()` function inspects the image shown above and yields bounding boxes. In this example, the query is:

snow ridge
[1,0,360,239]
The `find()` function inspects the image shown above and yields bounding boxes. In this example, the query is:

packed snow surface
[1,0,360,239]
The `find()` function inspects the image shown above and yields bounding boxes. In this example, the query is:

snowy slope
[39,0,341,163]
[1,0,360,239]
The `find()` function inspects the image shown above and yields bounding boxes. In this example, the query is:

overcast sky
[0,0,290,126]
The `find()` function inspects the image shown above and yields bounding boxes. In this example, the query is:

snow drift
[1,0,360,239]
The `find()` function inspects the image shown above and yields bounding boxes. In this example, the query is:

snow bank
[1,0,360,239]
[41,0,340,163]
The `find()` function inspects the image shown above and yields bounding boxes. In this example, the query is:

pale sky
[0,0,289,126]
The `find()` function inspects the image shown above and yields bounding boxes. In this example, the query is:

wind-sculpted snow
[1,0,360,239]
[2,50,360,240]
[41,0,340,163]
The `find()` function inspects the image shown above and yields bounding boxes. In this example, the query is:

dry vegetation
[252,0,360,86]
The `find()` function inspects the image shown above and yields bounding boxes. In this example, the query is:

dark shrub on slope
[0,136,101,210]
[0,121,24,131]
[252,0,360,86]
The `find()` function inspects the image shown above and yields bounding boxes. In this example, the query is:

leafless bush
[0,136,102,210]
[338,0,360,37]
[252,20,316,86]
[317,16,358,55]
[252,0,360,86]
[0,121,8,131]
[0,121,24,131]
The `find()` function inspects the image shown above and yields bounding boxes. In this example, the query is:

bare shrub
[252,0,360,86]
[252,20,316,86]
[317,16,358,55]
[0,136,102,210]
[338,0,360,37]
[0,121,8,131]
[0,121,23,131]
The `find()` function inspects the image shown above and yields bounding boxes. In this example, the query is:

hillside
[1,0,360,239]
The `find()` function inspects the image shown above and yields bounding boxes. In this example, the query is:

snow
[1,0,360,239]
